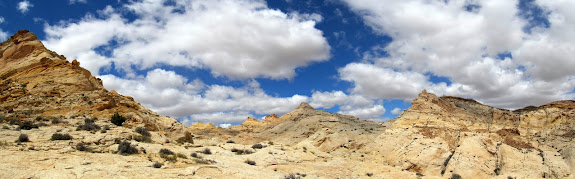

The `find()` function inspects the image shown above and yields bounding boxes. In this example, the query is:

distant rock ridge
[367,89,575,178]
[0,30,190,142]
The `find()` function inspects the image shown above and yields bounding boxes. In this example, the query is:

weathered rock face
[0,30,188,142]
[367,90,575,178]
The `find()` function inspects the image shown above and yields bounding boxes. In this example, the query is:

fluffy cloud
[0,17,4,24]
[339,104,386,120]
[341,0,575,109]
[390,108,403,115]
[99,69,388,125]
[0,30,7,42]
[99,69,311,124]
[44,0,330,79]
[69,0,87,4]
[17,1,33,13]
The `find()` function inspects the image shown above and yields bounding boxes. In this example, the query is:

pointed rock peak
[246,117,258,122]
[421,89,428,95]
[297,102,315,110]
[5,30,39,44]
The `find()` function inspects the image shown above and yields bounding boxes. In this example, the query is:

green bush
[76,142,91,152]
[245,159,256,166]
[118,141,138,155]
[252,143,263,149]
[135,127,151,137]
[17,134,29,143]
[159,148,175,155]
[201,148,212,155]
[77,118,101,131]
[51,133,73,140]
[110,112,127,126]
[153,162,162,168]
[18,121,38,130]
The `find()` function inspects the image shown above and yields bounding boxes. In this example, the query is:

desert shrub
[2,125,9,129]
[190,152,201,158]
[9,119,20,125]
[76,142,91,152]
[118,141,138,155]
[133,135,152,143]
[51,118,63,124]
[268,141,274,145]
[450,174,462,179]
[18,121,38,130]
[77,118,100,131]
[252,143,263,149]
[194,158,216,164]
[231,148,253,155]
[110,112,127,126]
[51,133,73,140]
[284,174,301,179]
[35,116,43,121]
[245,159,256,166]
[159,148,175,155]
[135,127,151,137]
[153,162,162,168]
[161,154,177,162]
[226,140,235,143]
[201,147,212,154]
[176,153,188,159]
[0,115,5,123]
[17,134,29,143]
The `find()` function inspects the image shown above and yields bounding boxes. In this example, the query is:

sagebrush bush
[245,159,256,166]
[118,141,138,155]
[159,148,175,155]
[231,148,253,155]
[76,142,91,152]
[77,118,101,131]
[194,158,216,164]
[17,134,29,143]
[190,152,201,158]
[18,121,38,130]
[133,135,152,143]
[284,174,301,179]
[176,153,187,159]
[51,133,73,140]
[252,143,263,149]
[135,127,151,137]
[51,118,63,124]
[201,148,212,154]
[110,112,127,126]
[153,162,162,168]
[450,174,462,179]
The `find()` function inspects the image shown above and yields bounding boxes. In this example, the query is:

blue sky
[1,0,574,127]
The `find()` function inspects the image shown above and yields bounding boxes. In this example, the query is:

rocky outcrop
[366,90,575,178]
[0,30,189,142]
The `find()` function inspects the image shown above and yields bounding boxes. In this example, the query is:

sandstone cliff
[0,30,190,142]
[366,90,575,178]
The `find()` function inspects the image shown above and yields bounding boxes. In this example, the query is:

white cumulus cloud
[341,0,575,109]
[44,0,330,80]
[17,1,33,13]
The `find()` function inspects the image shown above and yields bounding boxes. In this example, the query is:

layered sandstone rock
[366,90,575,178]
[0,30,189,142]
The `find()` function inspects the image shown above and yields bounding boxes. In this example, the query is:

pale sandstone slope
[365,90,575,178]
[0,30,190,142]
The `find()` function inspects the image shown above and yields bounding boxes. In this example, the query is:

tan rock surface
[0,30,189,142]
